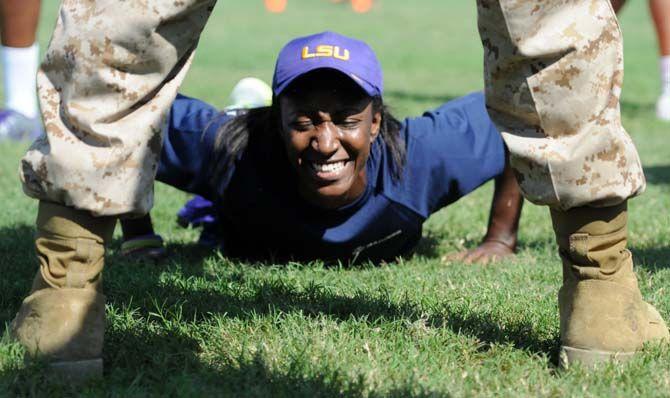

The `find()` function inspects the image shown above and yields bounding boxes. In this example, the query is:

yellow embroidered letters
[301,45,350,60]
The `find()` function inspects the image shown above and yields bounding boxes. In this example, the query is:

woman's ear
[371,111,382,141]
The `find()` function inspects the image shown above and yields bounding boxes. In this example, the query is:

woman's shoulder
[377,91,504,217]
[401,92,487,141]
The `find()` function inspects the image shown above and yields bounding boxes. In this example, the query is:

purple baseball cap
[272,31,383,97]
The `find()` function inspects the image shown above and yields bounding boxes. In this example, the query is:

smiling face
[279,70,381,209]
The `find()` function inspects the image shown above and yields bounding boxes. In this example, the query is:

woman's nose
[311,122,339,155]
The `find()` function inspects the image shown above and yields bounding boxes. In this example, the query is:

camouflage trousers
[478,0,644,210]
[20,0,644,216]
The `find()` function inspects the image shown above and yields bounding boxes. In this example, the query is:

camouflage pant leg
[477,0,645,210]
[20,0,217,217]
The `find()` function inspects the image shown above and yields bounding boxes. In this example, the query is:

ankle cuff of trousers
[37,201,116,243]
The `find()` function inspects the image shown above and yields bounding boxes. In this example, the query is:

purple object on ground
[177,195,224,249]
[0,109,43,141]
[177,195,217,227]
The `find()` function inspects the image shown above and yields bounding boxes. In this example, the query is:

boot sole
[50,358,103,382]
[559,346,634,369]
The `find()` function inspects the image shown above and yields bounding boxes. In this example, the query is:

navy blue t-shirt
[157,92,505,262]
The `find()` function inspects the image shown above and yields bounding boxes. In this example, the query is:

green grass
[1,0,670,396]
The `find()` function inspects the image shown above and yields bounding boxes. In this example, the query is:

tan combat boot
[551,202,669,368]
[11,201,115,381]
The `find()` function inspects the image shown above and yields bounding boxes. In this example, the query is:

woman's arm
[119,214,167,261]
[398,92,522,264]
[155,94,222,196]
[444,151,523,264]
[118,94,221,260]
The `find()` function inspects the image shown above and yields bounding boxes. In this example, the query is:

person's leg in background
[610,0,627,13]
[12,0,217,381]
[0,0,42,140]
[477,0,668,368]
[649,0,670,120]
[611,0,670,121]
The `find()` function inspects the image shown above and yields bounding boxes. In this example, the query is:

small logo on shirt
[351,229,402,263]
[301,45,350,61]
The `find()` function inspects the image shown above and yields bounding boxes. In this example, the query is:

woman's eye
[339,120,360,129]
[290,121,313,130]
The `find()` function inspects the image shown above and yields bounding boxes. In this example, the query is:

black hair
[210,95,406,187]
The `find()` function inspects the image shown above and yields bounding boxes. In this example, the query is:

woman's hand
[442,239,515,265]
[444,149,523,265]
[119,213,167,262]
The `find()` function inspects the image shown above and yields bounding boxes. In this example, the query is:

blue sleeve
[156,94,229,198]
[384,92,505,218]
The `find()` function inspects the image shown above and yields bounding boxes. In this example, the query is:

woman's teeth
[311,161,346,173]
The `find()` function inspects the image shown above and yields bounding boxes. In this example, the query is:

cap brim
[274,66,379,97]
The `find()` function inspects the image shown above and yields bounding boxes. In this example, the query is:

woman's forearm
[120,214,156,240]
[483,153,523,250]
